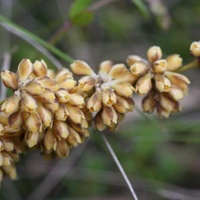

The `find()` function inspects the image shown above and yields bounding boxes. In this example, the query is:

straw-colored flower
[127,46,190,118]
[70,60,135,130]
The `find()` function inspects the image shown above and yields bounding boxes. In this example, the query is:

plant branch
[101,132,139,200]
[0,15,74,64]
[178,58,200,72]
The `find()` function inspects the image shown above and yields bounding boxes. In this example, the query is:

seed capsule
[1,70,19,90]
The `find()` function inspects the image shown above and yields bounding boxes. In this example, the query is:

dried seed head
[113,96,134,113]
[67,106,85,125]
[70,60,94,76]
[152,59,167,74]
[108,64,127,80]
[67,127,82,147]
[25,131,40,148]
[168,86,184,101]
[126,55,143,67]
[1,70,19,90]
[25,112,42,133]
[44,128,57,151]
[38,89,56,103]
[55,104,69,121]
[8,111,23,130]
[190,41,200,57]
[55,68,73,82]
[135,73,152,95]
[94,112,106,131]
[87,91,102,113]
[56,140,70,158]
[56,89,70,103]
[58,79,77,91]
[147,46,162,64]
[157,106,170,118]
[17,59,33,82]
[69,93,85,107]
[130,61,149,77]
[166,54,183,71]
[155,74,171,92]
[37,77,59,92]
[53,120,69,139]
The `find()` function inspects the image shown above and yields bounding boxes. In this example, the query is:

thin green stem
[178,58,200,72]
[102,132,139,200]
[0,15,74,64]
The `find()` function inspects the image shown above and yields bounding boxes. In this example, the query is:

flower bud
[190,41,200,57]
[87,91,102,113]
[135,73,152,95]
[99,60,112,74]
[147,46,162,64]
[70,60,94,76]
[17,59,33,82]
[142,94,157,113]
[56,140,69,158]
[166,54,182,71]
[126,55,143,66]
[53,120,69,139]
[102,106,118,127]
[152,59,167,74]
[102,88,117,107]
[33,60,47,77]
[1,95,20,114]
[78,76,96,92]
[130,61,149,77]
[1,70,18,90]
[24,80,45,95]
[155,74,171,92]
[112,82,134,97]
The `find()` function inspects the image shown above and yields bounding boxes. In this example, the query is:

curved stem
[178,58,200,72]
[101,132,139,200]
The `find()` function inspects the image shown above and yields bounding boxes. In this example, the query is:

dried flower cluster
[0,43,194,183]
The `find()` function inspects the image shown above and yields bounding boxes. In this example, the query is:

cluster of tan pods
[0,41,198,183]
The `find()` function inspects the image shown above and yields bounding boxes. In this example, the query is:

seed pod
[58,79,77,91]
[44,128,57,151]
[24,80,45,95]
[152,59,167,74]
[53,120,69,139]
[17,59,33,82]
[142,94,157,113]
[69,93,85,107]
[126,55,143,67]
[166,54,183,71]
[155,74,171,92]
[94,112,106,131]
[147,46,162,64]
[113,96,134,113]
[102,88,117,107]
[33,60,47,77]
[135,73,152,95]
[78,76,96,92]
[21,93,37,113]
[102,106,118,127]
[108,64,127,79]
[112,82,134,97]
[3,165,17,180]
[37,76,59,92]
[55,104,69,121]
[130,61,149,77]
[87,91,102,113]
[190,41,200,57]
[157,105,170,118]
[25,112,42,133]
[56,89,70,103]
[1,95,20,114]
[70,60,94,76]
[8,111,23,130]
[67,127,82,147]
[67,106,85,124]
[55,68,73,82]
[1,70,19,90]
[99,60,112,75]
[56,140,70,158]
[168,86,184,101]
[25,131,40,147]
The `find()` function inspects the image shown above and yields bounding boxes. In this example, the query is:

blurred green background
[0,0,200,199]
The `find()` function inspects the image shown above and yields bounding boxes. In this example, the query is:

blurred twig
[102,132,139,200]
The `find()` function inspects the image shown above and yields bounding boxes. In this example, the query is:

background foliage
[0,0,200,199]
